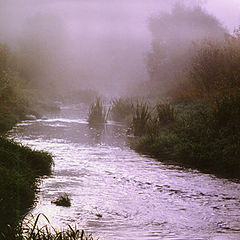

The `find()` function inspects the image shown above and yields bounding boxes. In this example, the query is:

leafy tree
[147,4,226,92]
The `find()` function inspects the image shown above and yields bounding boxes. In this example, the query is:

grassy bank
[130,33,240,179]
[0,137,53,238]
[130,99,240,178]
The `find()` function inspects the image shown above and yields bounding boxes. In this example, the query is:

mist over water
[1,0,240,239]
[8,104,240,240]
[0,0,239,96]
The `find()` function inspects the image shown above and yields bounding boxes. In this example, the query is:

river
[7,104,240,240]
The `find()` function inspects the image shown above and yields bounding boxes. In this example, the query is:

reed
[131,102,151,136]
[110,97,134,122]
[87,97,107,126]
[1,214,94,240]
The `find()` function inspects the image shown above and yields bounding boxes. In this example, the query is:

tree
[146,4,226,92]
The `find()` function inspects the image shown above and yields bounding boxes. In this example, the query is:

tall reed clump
[1,214,94,240]
[131,102,151,136]
[110,97,134,123]
[87,97,107,126]
[155,102,176,124]
[0,138,53,236]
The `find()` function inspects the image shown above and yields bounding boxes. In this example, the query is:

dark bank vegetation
[0,138,53,238]
[0,38,57,237]
[130,25,240,178]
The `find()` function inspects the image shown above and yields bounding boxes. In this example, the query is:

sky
[0,0,239,95]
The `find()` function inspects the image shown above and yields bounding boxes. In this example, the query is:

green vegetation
[52,194,71,207]
[110,98,134,123]
[145,4,226,97]
[0,137,53,236]
[1,214,94,240]
[131,102,151,137]
[131,28,240,179]
[87,97,107,126]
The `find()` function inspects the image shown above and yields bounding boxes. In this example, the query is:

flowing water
[8,104,240,240]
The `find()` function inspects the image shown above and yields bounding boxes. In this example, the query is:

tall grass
[110,97,133,122]
[1,214,94,240]
[87,97,107,126]
[131,102,151,136]
[155,102,176,124]
[0,138,53,236]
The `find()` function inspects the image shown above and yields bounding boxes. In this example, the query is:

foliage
[87,97,107,126]
[171,30,240,101]
[132,100,240,178]
[0,138,53,235]
[155,102,176,124]
[146,4,226,95]
[52,194,71,207]
[110,97,134,122]
[131,102,151,136]
[1,214,94,240]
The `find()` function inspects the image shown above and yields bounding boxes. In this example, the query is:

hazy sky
[205,0,240,31]
[0,0,239,95]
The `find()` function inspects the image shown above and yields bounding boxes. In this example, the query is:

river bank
[0,88,57,237]
[0,137,53,238]
[130,98,240,179]
[8,103,240,240]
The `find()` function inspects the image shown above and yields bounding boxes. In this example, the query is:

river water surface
[8,104,240,240]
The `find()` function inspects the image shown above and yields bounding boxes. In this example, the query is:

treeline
[132,5,240,178]
[107,5,240,178]
[145,4,226,96]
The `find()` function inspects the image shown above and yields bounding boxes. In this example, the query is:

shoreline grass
[87,97,107,126]
[1,214,94,240]
[0,137,53,236]
[131,99,240,179]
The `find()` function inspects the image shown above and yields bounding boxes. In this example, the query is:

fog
[0,0,239,97]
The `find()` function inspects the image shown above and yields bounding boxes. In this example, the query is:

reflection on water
[8,104,240,240]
